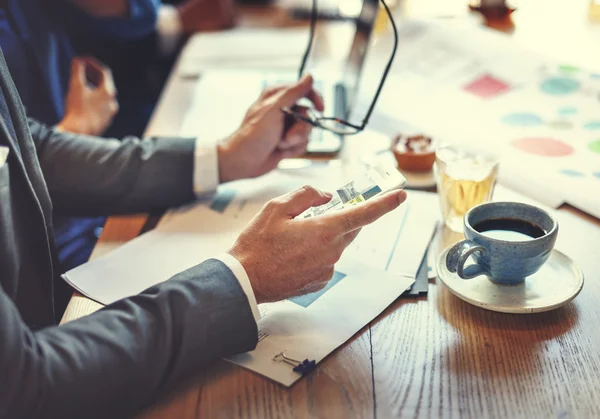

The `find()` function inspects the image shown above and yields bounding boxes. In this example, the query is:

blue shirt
[0,0,160,271]
[0,0,159,126]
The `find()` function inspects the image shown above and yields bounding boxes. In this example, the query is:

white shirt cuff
[215,253,261,323]
[157,4,184,57]
[193,139,220,197]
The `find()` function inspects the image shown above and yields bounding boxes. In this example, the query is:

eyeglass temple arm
[298,0,318,79]
[359,0,399,130]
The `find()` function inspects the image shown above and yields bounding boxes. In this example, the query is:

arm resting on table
[0,259,258,419]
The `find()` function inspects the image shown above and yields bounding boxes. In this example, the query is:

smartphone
[299,164,407,219]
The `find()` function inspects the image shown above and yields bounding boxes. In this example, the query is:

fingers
[282,105,313,142]
[97,66,117,97]
[70,58,87,87]
[78,56,103,88]
[326,189,408,234]
[265,127,309,168]
[277,74,325,112]
[80,56,116,96]
[261,85,285,99]
[79,56,105,72]
[303,88,325,112]
[264,143,307,170]
[278,112,312,151]
[271,185,333,218]
[279,143,308,160]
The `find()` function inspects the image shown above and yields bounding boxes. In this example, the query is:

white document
[353,19,600,218]
[178,28,309,76]
[179,71,267,139]
[227,259,414,386]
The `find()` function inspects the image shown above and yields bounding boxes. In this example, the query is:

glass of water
[434,144,499,233]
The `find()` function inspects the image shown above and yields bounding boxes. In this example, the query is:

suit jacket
[0,49,258,419]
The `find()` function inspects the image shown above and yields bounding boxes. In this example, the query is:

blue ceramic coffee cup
[445,202,558,285]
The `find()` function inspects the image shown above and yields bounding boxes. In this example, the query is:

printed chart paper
[355,19,600,218]
[227,259,414,386]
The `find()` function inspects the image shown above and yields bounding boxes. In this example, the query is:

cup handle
[445,240,488,279]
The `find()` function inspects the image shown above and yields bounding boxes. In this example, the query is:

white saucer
[402,168,436,190]
[436,247,584,314]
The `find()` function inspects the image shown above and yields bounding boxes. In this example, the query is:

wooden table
[62,1,600,417]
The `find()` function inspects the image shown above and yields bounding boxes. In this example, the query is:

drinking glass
[435,144,499,233]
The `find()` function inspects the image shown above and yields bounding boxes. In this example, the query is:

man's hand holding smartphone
[229,184,408,304]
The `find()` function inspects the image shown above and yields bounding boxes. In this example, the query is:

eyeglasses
[282,0,398,136]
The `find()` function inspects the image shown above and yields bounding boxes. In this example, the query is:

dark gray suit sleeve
[28,119,199,216]
[0,259,258,419]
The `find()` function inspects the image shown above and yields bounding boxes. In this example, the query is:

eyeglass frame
[282,0,399,136]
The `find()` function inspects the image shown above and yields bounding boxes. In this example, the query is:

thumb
[98,66,117,97]
[279,185,333,218]
[70,58,86,88]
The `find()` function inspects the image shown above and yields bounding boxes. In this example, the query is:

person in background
[69,0,238,140]
[0,0,159,134]
[158,0,237,55]
[0,0,160,271]
[0,0,246,273]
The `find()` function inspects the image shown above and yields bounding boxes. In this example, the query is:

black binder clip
[272,352,317,376]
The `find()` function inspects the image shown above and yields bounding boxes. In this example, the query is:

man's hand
[56,57,118,136]
[228,186,408,304]
[217,75,324,183]
[177,0,236,33]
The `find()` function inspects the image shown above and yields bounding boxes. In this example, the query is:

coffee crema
[473,218,547,242]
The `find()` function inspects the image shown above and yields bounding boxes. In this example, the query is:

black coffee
[473,218,547,242]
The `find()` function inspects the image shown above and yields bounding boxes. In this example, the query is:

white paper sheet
[227,259,414,386]
[178,28,309,77]
[352,19,600,219]
[178,71,267,139]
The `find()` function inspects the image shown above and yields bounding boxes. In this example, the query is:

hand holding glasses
[282,0,398,136]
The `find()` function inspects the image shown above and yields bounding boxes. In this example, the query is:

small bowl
[391,134,436,172]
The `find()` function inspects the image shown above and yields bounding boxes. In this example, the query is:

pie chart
[584,121,600,131]
[540,77,580,95]
[547,119,574,130]
[512,137,574,157]
[560,169,585,177]
[558,106,578,116]
[559,64,579,73]
[501,113,543,126]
